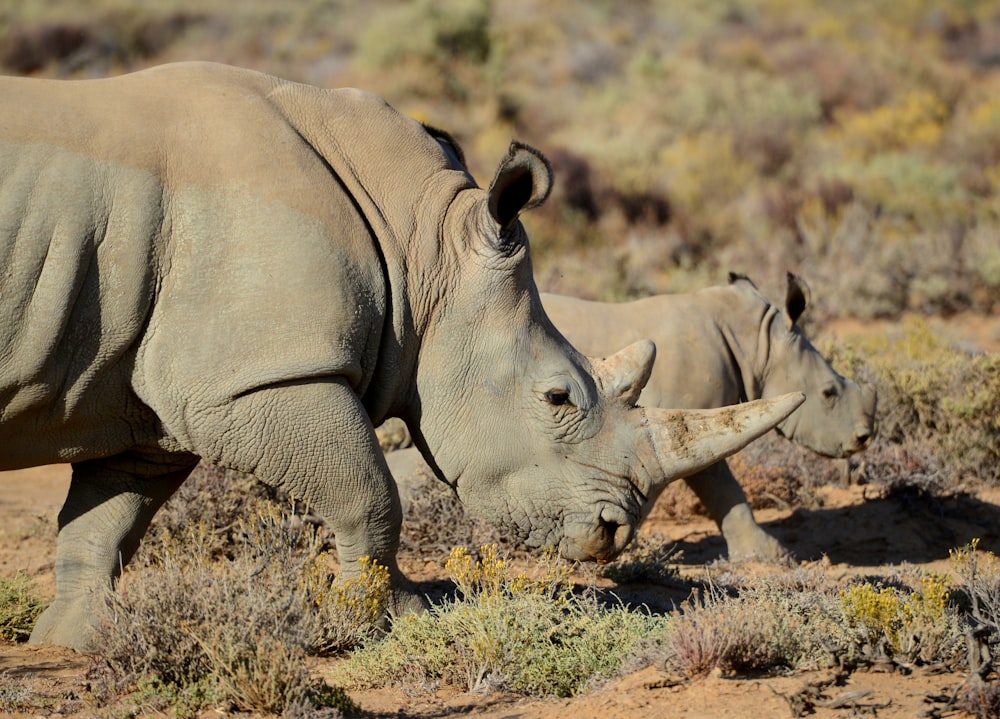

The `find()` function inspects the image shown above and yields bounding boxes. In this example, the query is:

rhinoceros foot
[388,584,431,617]
[720,502,793,564]
[30,597,101,652]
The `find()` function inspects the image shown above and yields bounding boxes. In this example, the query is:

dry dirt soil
[2,314,999,718]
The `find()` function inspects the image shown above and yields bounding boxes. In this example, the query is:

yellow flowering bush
[839,572,955,662]
[836,90,948,158]
[304,554,392,655]
[446,544,574,604]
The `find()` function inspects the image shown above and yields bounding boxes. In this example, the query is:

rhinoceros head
[734,272,877,458]
[403,142,803,561]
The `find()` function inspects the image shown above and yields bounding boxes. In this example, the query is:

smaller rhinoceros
[540,272,877,560]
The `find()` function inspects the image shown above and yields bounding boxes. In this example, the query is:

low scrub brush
[831,318,1000,488]
[662,566,965,679]
[337,545,667,697]
[93,504,375,717]
[0,572,44,642]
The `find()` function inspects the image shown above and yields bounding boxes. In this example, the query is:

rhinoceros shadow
[671,486,1000,567]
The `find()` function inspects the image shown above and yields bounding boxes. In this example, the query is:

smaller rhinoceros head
[404,143,803,562]
[741,272,877,458]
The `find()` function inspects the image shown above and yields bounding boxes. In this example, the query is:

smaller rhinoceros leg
[683,461,790,562]
[29,450,197,651]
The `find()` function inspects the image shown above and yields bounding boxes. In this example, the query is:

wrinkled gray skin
[541,273,877,560]
[0,62,802,650]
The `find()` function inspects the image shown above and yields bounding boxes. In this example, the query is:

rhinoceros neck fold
[715,292,779,403]
[267,83,476,423]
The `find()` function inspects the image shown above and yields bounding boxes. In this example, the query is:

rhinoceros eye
[821,384,840,402]
[544,389,572,407]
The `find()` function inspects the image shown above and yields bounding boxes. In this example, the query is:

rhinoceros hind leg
[684,461,791,563]
[29,451,197,651]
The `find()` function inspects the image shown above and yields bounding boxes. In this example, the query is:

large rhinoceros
[0,62,802,650]
[542,273,877,560]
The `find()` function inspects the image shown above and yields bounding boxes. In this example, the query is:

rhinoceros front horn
[643,392,805,487]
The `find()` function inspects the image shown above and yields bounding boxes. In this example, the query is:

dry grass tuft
[93,503,371,717]
[0,572,45,642]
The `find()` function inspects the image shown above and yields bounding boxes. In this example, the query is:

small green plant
[0,572,45,642]
[337,544,666,697]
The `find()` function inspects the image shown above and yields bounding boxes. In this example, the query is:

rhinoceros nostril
[598,508,634,558]
[599,517,620,542]
[856,431,872,448]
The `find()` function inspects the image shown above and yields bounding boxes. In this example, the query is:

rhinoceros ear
[727,271,757,288]
[488,142,553,231]
[785,272,811,326]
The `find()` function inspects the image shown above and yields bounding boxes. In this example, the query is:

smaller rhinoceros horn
[643,392,805,488]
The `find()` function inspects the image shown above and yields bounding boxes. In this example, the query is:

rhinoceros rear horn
[488,142,553,229]
[592,340,655,407]
[644,392,806,487]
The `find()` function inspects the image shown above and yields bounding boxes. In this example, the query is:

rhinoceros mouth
[559,505,638,563]
[558,498,642,562]
[804,428,874,459]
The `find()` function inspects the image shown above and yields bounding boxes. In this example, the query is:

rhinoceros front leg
[683,461,790,562]
[29,451,198,651]
[202,378,425,618]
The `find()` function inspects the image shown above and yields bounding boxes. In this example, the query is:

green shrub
[0,572,44,642]
[337,545,667,697]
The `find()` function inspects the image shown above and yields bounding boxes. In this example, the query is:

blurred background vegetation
[5,0,1000,318]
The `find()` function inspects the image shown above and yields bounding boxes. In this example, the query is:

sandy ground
[1,460,996,718]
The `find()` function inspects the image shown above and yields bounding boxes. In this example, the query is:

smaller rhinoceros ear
[488,142,553,231]
[785,272,811,326]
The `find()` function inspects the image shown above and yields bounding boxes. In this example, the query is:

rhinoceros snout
[830,423,875,457]
[560,506,635,562]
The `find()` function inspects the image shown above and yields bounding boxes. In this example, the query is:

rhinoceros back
[0,141,161,468]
